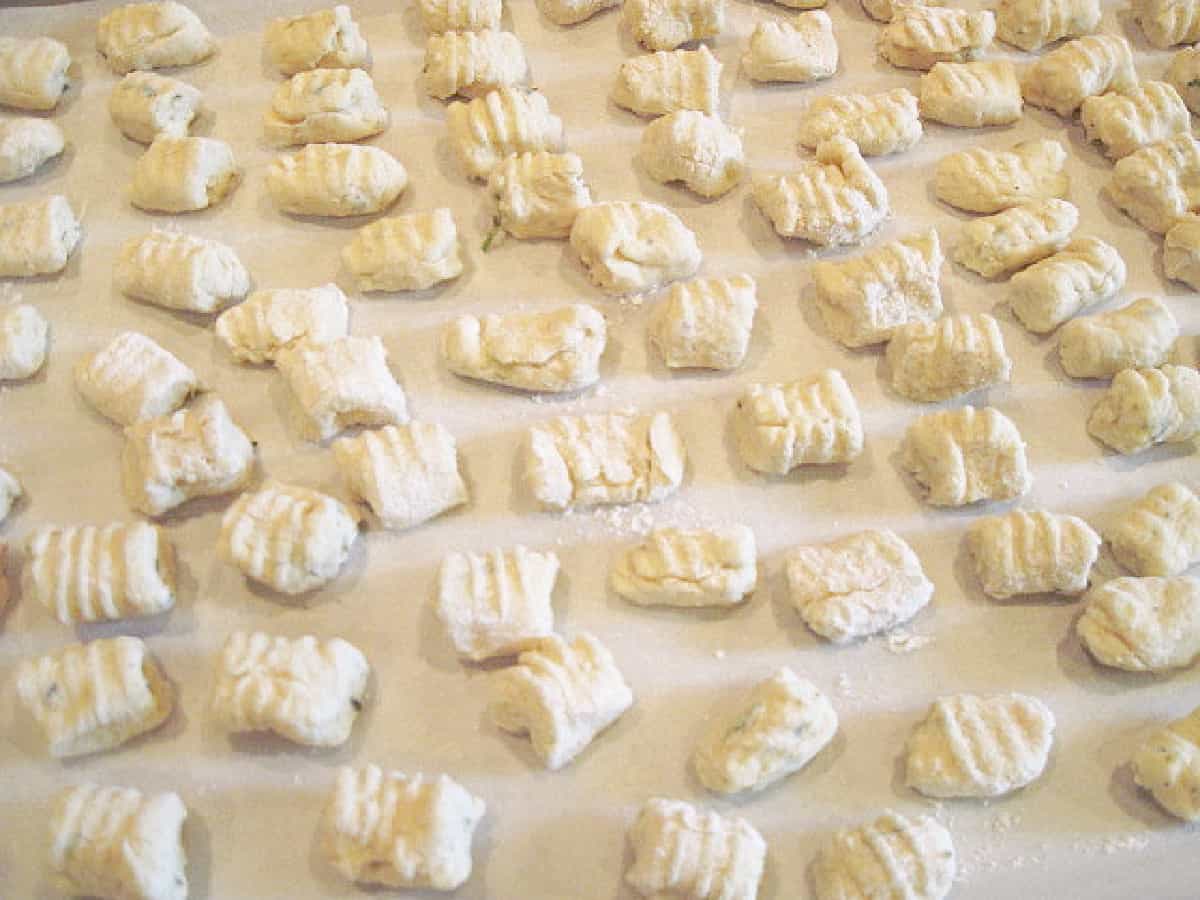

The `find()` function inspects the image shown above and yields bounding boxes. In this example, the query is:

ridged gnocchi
[266,143,407,217]
[1008,237,1126,333]
[1087,365,1200,454]
[966,509,1101,599]
[115,230,250,314]
[886,313,1012,402]
[1058,296,1178,379]
[901,406,1032,506]
[342,208,463,292]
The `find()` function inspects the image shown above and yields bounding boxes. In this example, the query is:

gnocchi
[96,2,216,73]
[0,195,82,278]
[611,525,757,608]
[115,230,251,314]
[812,811,956,900]
[612,45,720,116]
[266,143,407,217]
[995,0,1100,50]
[569,201,701,294]
[1134,0,1200,47]
[1008,237,1126,333]
[537,0,620,24]
[1165,46,1200,115]
[130,136,238,213]
[1077,576,1200,671]
[1108,482,1200,577]
[215,284,349,364]
[966,509,1100,599]
[742,12,838,84]
[1058,296,1178,379]
[919,60,1022,128]
[1080,82,1192,161]
[1105,133,1200,233]
[420,0,502,33]
[448,88,565,179]
[623,0,725,51]
[424,29,529,100]
[264,68,389,145]
[0,36,70,111]
[488,151,591,239]
[109,72,201,144]
[265,5,370,75]
[1131,707,1200,820]
[935,138,1068,214]
[640,110,744,198]
[0,468,21,523]
[1021,34,1137,117]
[953,198,1078,279]
[862,0,943,22]
[1164,218,1200,288]
[342,208,463,292]
[901,406,1032,506]
[0,303,49,381]
[877,5,995,70]
[886,313,1012,402]
[74,331,198,426]
[1087,365,1200,454]
[649,274,757,370]
[0,117,64,182]
[798,89,922,157]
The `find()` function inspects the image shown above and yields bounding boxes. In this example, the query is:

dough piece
[1008,237,1126,333]
[1077,576,1200,671]
[15,636,172,758]
[623,0,725,51]
[812,811,956,900]
[786,529,933,642]
[525,411,685,510]
[953,198,1078,279]
[334,423,467,530]
[0,468,21,523]
[436,545,558,660]
[0,117,64,183]
[967,509,1100,599]
[488,151,591,239]
[0,36,70,111]
[0,195,82,278]
[935,138,1067,214]
[265,68,388,145]
[130,136,237,213]
[812,229,943,348]
[625,798,765,900]
[265,5,370,75]
[49,784,188,900]
[421,0,503,32]
[1022,34,1137,117]
[1058,296,1178,379]
[612,525,757,607]
[266,143,406,217]
[424,30,528,100]
[1109,482,1200,577]
[1106,134,1200,234]
[901,406,1032,506]
[753,137,889,246]
[996,0,1100,50]
[109,72,201,144]
[0,304,49,381]
[1087,365,1200,454]
[122,395,255,516]
[1165,46,1200,115]
[862,0,943,21]
[1135,0,1200,47]
[612,45,720,116]
[322,766,485,890]
[1080,82,1192,161]
[27,523,175,624]
[734,370,863,474]
[210,631,369,745]
[693,668,835,794]
[538,0,620,24]
[97,2,215,72]
[443,304,606,393]
[215,284,349,364]
[448,88,565,179]
[649,274,757,370]
[75,332,197,426]
[343,209,462,292]
[886,313,1012,402]
[919,60,1021,128]
[1165,218,1200,288]
[219,481,359,594]
[799,89,921,158]
[115,230,250,314]
[490,633,633,769]
[878,5,995,70]
[640,110,743,198]
[569,201,701,294]
[1131,707,1200,820]
[742,12,838,84]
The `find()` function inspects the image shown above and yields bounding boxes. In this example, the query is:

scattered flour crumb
[713,649,726,660]
[990,812,1021,834]
[835,672,854,698]
[885,629,935,654]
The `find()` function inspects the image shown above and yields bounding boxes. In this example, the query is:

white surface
[0,1,1198,898]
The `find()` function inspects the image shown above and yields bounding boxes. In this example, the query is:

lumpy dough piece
[966,509,1100,599]
[216,284,348,364]
[27,523,175,624]
[488,151,591,239]
[1080,82,1191,161]
[693,668,835,794]
[276,336,408,441]
[1077,576,1200,671]
[905,693,1055,798]
[265,5,370,75]
[612,45,720,116]
[421,0,502,32]
[886,313,1011,402]
[901,406,1032,506]
[754,137,889,246]
[878,5,995,70]
[448,88,565,179]
[74,332,197,426]
[1166,218,1200,289]
[919,60,1021,128]
[1058,296,1178,379]
[640,110,744,198]
[569,201,701,294]
[623,0,725,50]
[109,72,200,144]
[524,411,685,509]
[1132,707,1200,820]
[1106,134,1200,233]
[122,395,254,516]
[538,0,620,24]
[265,68,388,146]
[0,117,64,183]
[424,30,528,100]
[267,143,406,217]
[50,784,188,900]
[862,0,944,22]
[97,2,215,73]
[798,89,922,157]
[786,529,933,642]
[219,481,359,594]
[210,631,369,745]
[343,209,463,292]
[0,195,82,278]
[15,636,172,758]
[1087,365,1200,454]
[812,811,956,900]
[130,136,237,213]
[935,138,1067,214]
[490,633,633,769]
[953,198,1078,279]
[734,370,863,474]
[115,230,250,314]
[436,545,558,660]
[1008,236,1125,333]
[612,525,757,608]
[742,12,838,84]
[443,304,606,393]
[996,0,1100,50]
[1022,35,1137,117]
[0,36,70,111]
[0,304,49,381]
[812,229,943,348]
[1135,0,1200,47]
[1166,47,1200,115]
[1109,482,1200,577]
[625,798,765,900]
[322,765,485,890]
[649,274,757,370]
[0,468,21,523]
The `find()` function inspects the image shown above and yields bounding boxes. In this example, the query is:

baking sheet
[1,0,1199,897]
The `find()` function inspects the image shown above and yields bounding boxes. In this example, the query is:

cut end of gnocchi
[265,5,371,75]
[0,36,71,111]
[109,72,202,144]
[0,194,82,278]
[130,136,238,213]
[0,303,49,381]
[0,117,65,183]
[74,331,198,427]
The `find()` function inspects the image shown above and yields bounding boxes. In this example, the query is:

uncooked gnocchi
[797,89,922,157]
[448,88,565,179]
[1106,133,1200,233]
[421,0,503,32]
[1077,576,1200,671]
[612,45,720,116]
[569,201,701,294]
[488,151,591,239]
[1080,82,1191,161]
[264,68,389,145]
[878,5,995,70]
[1131,707,1200,820]
[1008,237,1126,333]
[953,198,1078,279]
[1134,0,1200,47]
[623,0,725,51]
[265,5,370,75]
[0,117,64,182]
[537,0,619,24]
[342,208,463,292]
[1165,219,1200,288]
[649,274,757,370]
[130,136,238,213]
[109,72,201,144]
[966,509,1100,599]
[742,12,838,83]
[424,29,529,100]
[1087,365,1200,454]
[812,810,956,900]
[1021,34,1137,117]
[1108,482,1200,577]
[267,143,407,217]
[74,331,198,426]
[215,284,349,364]
[0,303,49,381]
[995,0,1100,50]
[115,230,250,314]
[901,406,1032,506]
[1165,46,1200,114]
[919,60,1022,128]
[1058,296,1178,379]
[612,525,757,608]
[0,36,71,111]
[96,2,215,73]
[0,195,82,278]
[935,138,1068,214]
[640,110,744,198]
[886,313,1012,402]
[0,468,20,523]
